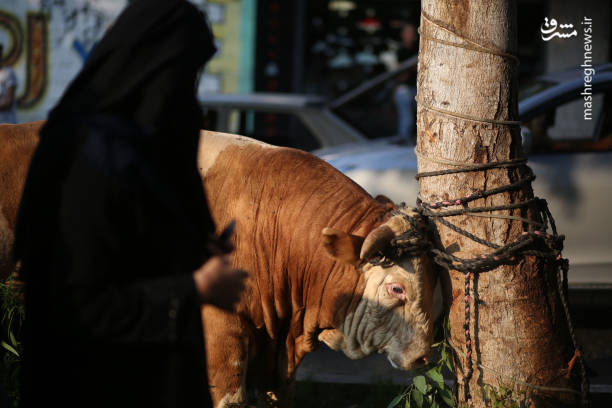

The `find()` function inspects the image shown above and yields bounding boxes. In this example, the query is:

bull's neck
[292,199,390,355]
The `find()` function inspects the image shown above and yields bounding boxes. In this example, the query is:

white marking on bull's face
[334,258,434,370]
[197,130,275,176]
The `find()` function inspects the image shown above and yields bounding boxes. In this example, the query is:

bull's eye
[386,283,406,300]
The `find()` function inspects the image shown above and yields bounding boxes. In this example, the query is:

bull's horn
[360,214,414,261]
[360,224,395,261]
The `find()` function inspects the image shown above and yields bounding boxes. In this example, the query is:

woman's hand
[192,255,247,311]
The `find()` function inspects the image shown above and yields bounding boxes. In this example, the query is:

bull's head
[319,207,436,370]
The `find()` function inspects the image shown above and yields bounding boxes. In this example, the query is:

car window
[522,91,612,153]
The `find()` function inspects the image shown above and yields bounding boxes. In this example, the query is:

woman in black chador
[14,1,246,407]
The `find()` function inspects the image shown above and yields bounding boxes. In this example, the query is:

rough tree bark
[416,1,582,407]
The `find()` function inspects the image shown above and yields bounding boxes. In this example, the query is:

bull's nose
[413,355,429,367]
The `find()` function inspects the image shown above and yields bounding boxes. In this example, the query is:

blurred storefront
[196,0,256,95]
[0,0,610,138]
[0,0,128,123]
[250,0,612,146]
[0,0,255,123]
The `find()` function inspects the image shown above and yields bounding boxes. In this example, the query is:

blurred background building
[0,0,610,144]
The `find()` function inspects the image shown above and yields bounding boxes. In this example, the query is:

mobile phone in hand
[218,220,236,243]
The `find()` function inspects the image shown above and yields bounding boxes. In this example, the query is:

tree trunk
[416,1,583,407]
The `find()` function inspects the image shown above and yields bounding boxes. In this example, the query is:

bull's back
[198,130,284,233]
[197,131,381,330]
[0,121,43,280]
[198,130,374,240]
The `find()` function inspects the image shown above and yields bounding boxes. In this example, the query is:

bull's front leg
[202,305,250,408]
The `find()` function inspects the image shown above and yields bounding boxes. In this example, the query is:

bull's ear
[321,227,364,266]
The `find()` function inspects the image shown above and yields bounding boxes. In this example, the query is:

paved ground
[296,290,612,404]
[297,346,409,385]
[296,340,612,392]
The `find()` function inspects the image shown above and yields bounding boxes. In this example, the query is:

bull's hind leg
[202,305,250,408]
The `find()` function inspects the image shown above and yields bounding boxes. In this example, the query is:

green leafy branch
[1,275,24,358]
[387,318,455,408]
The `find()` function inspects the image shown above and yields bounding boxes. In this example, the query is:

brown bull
[199,131,437,407]
[0,124,438,408]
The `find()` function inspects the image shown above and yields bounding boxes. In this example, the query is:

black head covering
[14,0,217,263]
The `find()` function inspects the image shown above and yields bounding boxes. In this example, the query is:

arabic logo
[541,17,577,41]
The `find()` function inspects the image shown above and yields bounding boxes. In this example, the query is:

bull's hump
[197,130,276,176]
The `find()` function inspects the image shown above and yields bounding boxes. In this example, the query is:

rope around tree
[412,159,588,406]
[401,9,591,407]
[369,165,589,405]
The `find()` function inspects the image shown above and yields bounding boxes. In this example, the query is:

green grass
[0,274,24,408]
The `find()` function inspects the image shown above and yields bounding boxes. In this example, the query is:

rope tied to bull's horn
[365,208,432,268]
